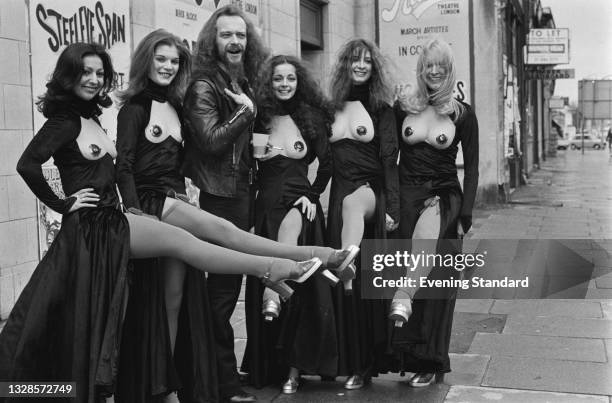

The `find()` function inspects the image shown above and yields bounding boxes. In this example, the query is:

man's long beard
[227,61,245,82]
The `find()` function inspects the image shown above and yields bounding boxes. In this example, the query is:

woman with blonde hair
[392,38,479,387]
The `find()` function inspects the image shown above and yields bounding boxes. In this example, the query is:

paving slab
[450,312,507,354]
[235,338,247,368]
[595,272,612,289]
[606,339,612,364]
[242,384,278,402]
[491,300,604,318]
[468,333,606,362]
[502,315,612,338]
[454,299,494,314]
[445,385,609,403]
[585,288,612,298]
[482,356,612,395]
[446,353,490,386]
[266,377,449,402]
[602,301,612,319]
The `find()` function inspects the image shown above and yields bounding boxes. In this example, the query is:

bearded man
[182,5,268,402]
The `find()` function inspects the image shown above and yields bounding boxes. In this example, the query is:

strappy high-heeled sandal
[261,257,322,300]
[327,245,359,281]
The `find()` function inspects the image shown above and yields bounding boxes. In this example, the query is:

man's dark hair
[192,5,268,84]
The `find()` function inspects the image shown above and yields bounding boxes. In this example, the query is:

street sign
[525,68,575,80]
[525,28,570,65]
[549,97,565,109]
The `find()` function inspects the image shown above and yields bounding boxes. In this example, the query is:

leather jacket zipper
[228,104,248,124]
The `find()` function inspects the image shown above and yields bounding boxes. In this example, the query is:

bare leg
[391,201,441,325]
[340,186,376,291]
[125,213,295,282]
[262,208,302,318]
[162,257,186,353]
[340,186,376,247]
[161,198,336,263]
[276,209,303,389]
[411,200,442,282]
[277,208,302,245]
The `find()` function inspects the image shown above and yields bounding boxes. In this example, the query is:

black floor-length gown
[391,102,479,374]
[0,99,131,402]
[241,105,338,387]
[327,86,400,378]
[114,82,218,402]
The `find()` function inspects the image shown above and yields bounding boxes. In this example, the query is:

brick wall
[0,0,39,319]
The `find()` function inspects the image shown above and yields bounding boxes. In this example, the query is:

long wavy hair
[36,42,115,118]
[329,38,393,111]
[414,38,464,120]
[191,5,268,85]
[117,29,191,109]
[256,55,333,139]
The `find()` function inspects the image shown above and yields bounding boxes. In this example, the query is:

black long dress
[114,82,218,403]
[240,103,337,387]
[327,85,400,378]
[0,99,130,402]
[391,102,479,374]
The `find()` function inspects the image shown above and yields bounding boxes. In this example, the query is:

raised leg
[340,186,376,292]
[125,213,295,282]
[162,198,322,262]
[262,208,303,320]
[340,186,376,248]
[391,200,441,327]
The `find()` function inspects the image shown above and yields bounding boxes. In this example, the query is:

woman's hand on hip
[68,188,99,212]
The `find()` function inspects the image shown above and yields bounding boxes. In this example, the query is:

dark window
[301,0,325,50]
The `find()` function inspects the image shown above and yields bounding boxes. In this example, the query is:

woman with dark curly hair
[327,39,400,390]
[0,42,332,403]
[239,55,345,394]
[392,38,479,388]
[114,31,357,402]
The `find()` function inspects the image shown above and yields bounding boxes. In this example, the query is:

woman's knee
[342,194,365,219]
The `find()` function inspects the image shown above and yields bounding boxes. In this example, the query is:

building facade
[0,0,558,316]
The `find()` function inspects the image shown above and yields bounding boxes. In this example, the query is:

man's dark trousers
[199,189,251,399]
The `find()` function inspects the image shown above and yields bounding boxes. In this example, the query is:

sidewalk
[233,149,612,402]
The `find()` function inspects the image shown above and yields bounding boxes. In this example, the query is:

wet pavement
[1,149,609,402]
[233,148,612,402]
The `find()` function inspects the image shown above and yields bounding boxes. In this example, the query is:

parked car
[556,137,570,150]
[569,134,606,150]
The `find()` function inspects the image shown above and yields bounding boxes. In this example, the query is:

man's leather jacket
[182,69,255,197]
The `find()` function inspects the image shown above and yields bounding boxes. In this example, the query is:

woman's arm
[16,115,80,214]
[115,101,148,210]
[459,105,480,232]
[308,111,333,202]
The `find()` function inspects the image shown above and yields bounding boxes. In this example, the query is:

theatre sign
[525,28,570,65]
[377,0,471,103]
